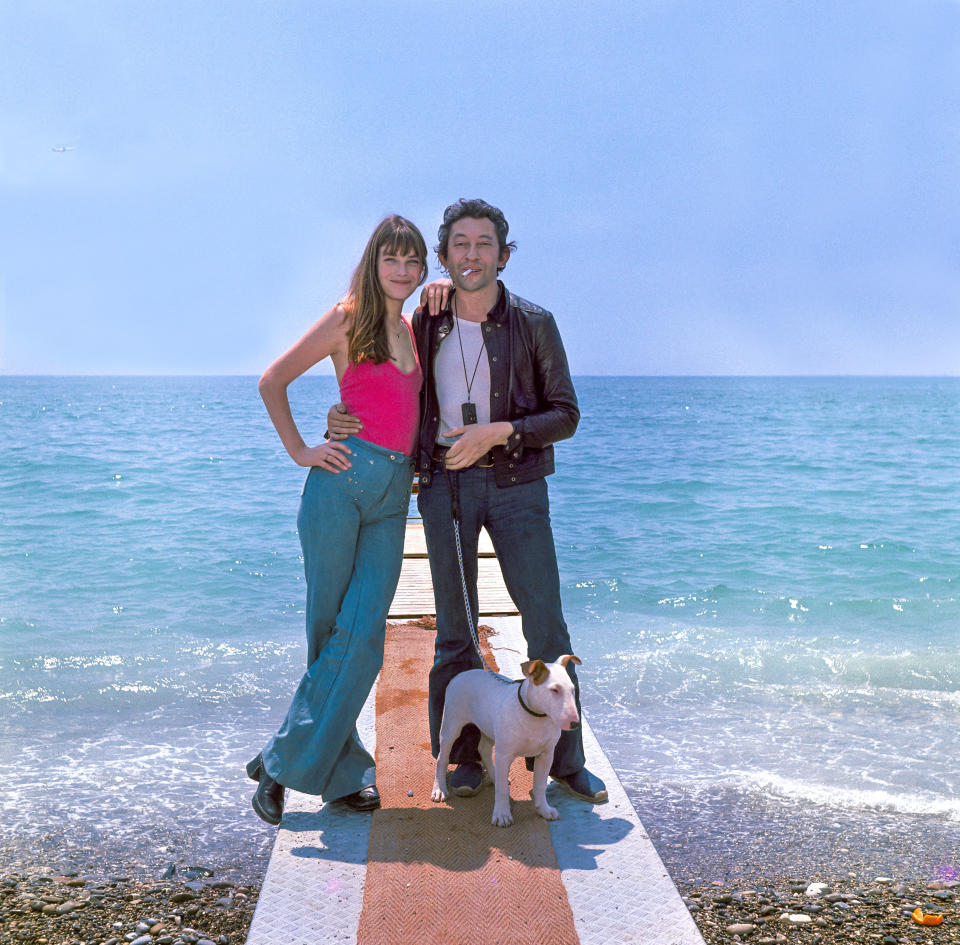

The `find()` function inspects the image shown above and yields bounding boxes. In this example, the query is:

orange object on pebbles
[912,907,944,926]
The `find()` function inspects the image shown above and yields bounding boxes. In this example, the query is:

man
[332,198,606,803]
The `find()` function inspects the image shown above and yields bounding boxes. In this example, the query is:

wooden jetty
[244,513,705,945]
[389,521,516,618]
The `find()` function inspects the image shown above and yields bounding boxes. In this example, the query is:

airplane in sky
[51,145,75,152]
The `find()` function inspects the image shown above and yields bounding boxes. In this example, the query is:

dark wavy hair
[435,198,517,273]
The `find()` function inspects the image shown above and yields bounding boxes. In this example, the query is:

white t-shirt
[434,317,491,445]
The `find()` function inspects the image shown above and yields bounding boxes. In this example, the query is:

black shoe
[246,753,264,782]
[339,784,381,812]
[448,762,484,797]
[252,770,285,825]
[554,767,608,803]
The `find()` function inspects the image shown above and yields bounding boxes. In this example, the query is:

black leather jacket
[412,283,579,488]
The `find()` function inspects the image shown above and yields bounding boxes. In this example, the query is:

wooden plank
[388,558,517,618]
[389,517,516,618]
[402,520,496,558]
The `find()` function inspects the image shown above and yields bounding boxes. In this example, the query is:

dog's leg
[432,717,463,803]
[491,745,515,827]
[532,749,559,821]
[477,734,495,785]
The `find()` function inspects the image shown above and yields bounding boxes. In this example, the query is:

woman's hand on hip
[296,441,353,471]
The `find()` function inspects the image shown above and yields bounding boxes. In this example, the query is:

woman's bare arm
[259,305,353,469]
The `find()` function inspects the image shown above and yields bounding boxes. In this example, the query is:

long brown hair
[345,215,428,365]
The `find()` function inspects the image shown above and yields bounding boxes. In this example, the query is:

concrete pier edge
[245,616,704,945]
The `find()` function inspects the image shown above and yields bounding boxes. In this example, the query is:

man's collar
[441,281,507,326]
[488,281,508,323]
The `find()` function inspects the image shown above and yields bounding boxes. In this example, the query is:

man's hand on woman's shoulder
[419,279,453,317]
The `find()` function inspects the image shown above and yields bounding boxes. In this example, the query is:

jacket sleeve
[505,312,579,458]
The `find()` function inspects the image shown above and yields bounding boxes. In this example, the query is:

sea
[2,375,959,883]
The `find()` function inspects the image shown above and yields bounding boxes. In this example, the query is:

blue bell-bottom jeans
[261,436,413,799]
[417,465,586,777]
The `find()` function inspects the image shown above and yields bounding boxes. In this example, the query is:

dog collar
[516,681,547,718]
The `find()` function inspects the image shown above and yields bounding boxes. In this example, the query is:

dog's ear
[521,659,549,685]
[557,654,582,668]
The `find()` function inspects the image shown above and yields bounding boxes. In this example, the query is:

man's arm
[505,311,579,458]
[445,311,578,469]
[441,421,514,470]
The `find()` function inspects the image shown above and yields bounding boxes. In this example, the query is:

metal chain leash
[444,465,496,674]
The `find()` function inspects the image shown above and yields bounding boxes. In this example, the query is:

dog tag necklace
[454,295,484,426]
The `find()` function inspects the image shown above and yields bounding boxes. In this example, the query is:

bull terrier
[431,655,581,827]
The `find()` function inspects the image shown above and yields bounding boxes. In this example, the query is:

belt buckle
[475,452,494,468]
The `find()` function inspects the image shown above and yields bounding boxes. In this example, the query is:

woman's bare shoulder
[318,300,351,328]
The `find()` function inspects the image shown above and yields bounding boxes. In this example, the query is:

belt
[431,444,494,469]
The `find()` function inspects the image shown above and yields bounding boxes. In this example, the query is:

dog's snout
[567,720,581,731]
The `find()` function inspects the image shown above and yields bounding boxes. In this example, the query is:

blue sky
[2,0,958,375]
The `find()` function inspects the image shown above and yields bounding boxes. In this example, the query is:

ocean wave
[591,626,960,696]
[727,770,960,822]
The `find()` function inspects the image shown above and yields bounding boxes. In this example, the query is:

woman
[246,215,428,824]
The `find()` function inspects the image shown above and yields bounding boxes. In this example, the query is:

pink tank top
[339,318,422,455]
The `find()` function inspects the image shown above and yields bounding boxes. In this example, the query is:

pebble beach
[681,875,958,944]
[3,770,959,945]
[1,857,958,945]
[0,868,257,945]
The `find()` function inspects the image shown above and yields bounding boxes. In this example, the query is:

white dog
[431,655,581,827]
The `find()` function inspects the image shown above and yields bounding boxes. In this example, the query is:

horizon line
[1,372,958,380]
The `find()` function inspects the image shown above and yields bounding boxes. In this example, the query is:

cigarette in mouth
[461,268,478,276]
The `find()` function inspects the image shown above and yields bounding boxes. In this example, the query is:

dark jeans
[417,465,586,777]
